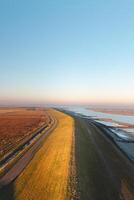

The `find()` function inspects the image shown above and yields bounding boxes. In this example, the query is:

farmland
[0,108,134,200]
[0,108,49,159]
[0,109,74,200]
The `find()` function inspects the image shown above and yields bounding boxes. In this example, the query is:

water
[64,106,134,125]
[95,120,122,127]
[61,106,134,139]
[122,128,134,134]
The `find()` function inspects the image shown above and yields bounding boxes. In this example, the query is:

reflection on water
[61,106,134,139]
[63,106,134,125]
[122,128,134,134]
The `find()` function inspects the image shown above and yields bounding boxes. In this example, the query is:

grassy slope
[74,118,120,200]
[74,117,134,200]
[0,109,74,200]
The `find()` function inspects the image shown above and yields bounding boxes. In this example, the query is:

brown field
[89,108,134,116]
[0,108,49,159]
[0,109,74,200]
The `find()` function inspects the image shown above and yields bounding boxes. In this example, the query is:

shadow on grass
[0,182,15,200]
[74,118,134,200]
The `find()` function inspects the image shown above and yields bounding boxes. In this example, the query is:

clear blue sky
[0,0,134,106]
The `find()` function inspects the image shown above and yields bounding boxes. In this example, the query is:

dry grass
[121,180,134,200]
[0,108,48,159]
[10,109,73,200]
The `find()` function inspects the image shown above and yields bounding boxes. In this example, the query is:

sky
[0,0,134,106]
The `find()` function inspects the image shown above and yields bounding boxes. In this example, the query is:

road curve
[0,116,57,187]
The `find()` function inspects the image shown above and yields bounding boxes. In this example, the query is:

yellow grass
[12,109,74,200]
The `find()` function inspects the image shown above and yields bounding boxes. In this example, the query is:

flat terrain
[0,109,134,200]
[0,109,74,200]
[88,108,134,128]
[0,108,48,159]
[96,118,134,128]
[72,116,134,200]
[90,108,134,116]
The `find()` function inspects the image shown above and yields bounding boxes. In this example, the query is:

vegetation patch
[0,109,74,200]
